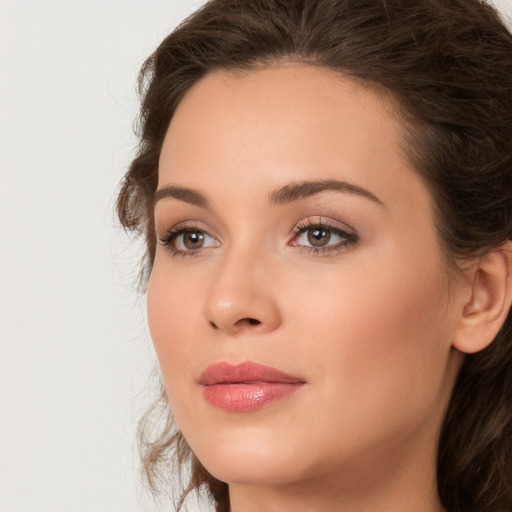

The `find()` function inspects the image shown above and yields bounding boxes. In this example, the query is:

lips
[198,361,305,412]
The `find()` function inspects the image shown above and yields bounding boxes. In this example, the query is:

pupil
[184,231,204,249]
[308,228,331,247]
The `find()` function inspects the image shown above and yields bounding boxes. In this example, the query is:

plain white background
[1,1,511,512]
[0,2,207,511]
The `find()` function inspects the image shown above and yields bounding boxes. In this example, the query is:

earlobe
[453,242,512,354]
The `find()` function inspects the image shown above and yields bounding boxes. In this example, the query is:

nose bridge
[204,238,281,335]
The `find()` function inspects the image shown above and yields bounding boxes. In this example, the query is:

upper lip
[198,361,305,385]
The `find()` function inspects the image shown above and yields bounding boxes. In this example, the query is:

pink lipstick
[198,361,305,412]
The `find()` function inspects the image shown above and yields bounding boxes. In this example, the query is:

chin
[202,457,306,487]
[188,428,311,486]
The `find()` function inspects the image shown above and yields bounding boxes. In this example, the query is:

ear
[453,242,512,354]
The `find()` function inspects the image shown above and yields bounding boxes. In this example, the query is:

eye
[158,223,220,256]
[290,217,358,254]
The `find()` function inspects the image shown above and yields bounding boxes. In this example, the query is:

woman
[117,0,512,510]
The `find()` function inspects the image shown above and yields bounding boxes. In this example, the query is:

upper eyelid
[292,216,357,235]
[157,220,215,238]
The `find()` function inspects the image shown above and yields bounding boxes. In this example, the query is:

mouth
[198,361,306,412]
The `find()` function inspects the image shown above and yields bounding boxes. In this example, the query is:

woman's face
[148,64,464,491]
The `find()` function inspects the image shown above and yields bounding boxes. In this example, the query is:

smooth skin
[147,63,512,512]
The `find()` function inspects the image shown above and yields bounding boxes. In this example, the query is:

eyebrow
[154,185,208,208]
[269,179,384,206]
[154,179,384,208]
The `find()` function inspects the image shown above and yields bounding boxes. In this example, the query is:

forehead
[162,63,399,156]
[158,63,426,211]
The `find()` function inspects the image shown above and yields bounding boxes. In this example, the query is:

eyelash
[158,222,211,258]
[290,217,359,255]
[157,218,359,258]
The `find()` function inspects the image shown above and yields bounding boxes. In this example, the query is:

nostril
[233,317,262,328]
[209,321,219,330]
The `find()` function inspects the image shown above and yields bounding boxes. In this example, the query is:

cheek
[146,263,216,440]
[288,245,452,432]
[146,261,202,388]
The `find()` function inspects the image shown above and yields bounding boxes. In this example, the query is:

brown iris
[183,231,205,249]
[307,227,331,247]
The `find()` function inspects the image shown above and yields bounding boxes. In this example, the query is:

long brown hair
[117,1,512,510]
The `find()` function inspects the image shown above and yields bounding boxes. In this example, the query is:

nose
[203,248,282,336]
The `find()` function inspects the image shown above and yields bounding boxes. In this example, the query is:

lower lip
[202,382,303,412]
